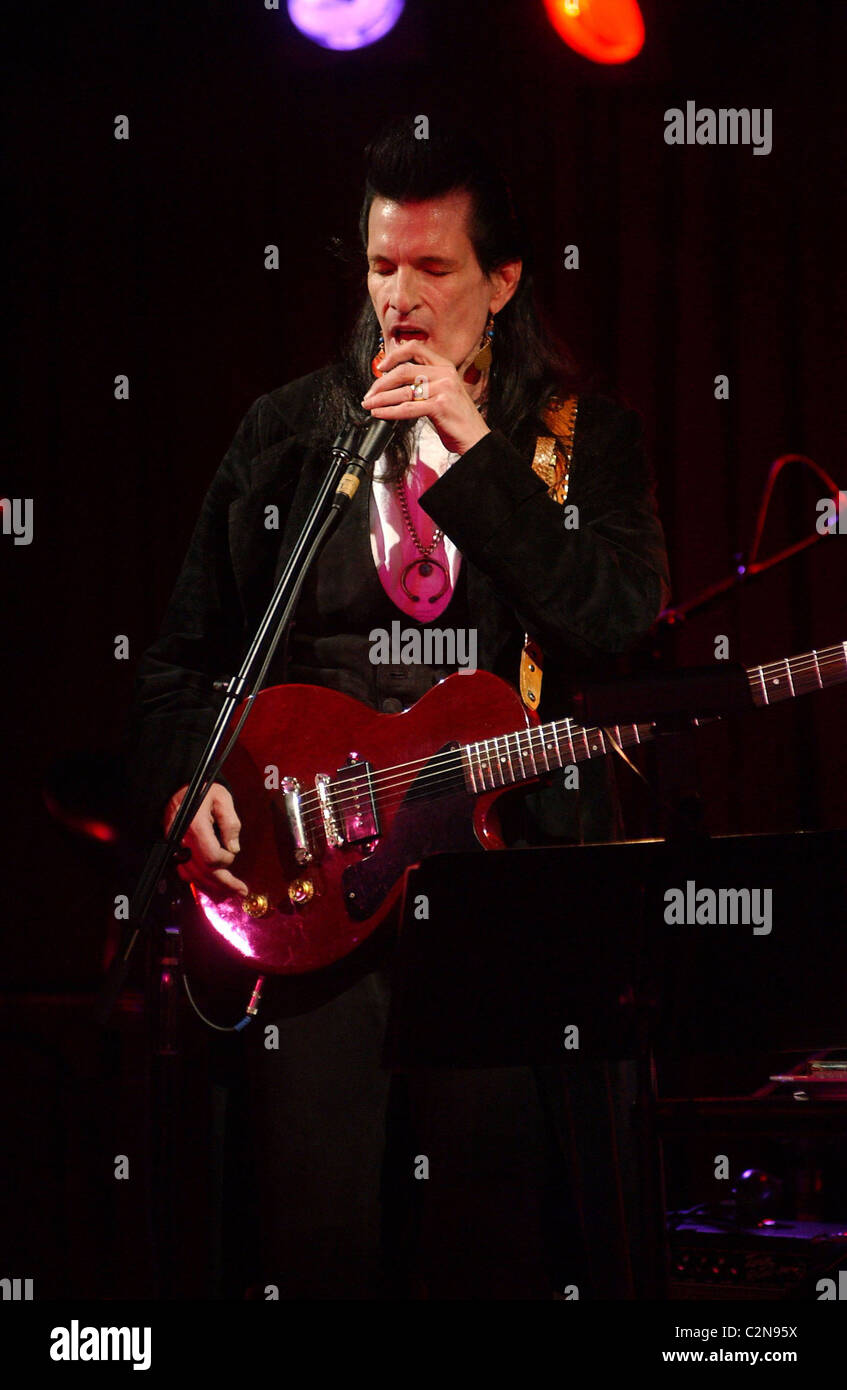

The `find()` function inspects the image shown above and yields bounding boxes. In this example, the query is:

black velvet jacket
[126,368,670,840]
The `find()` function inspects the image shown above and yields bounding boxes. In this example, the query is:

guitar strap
[519,394,579,711]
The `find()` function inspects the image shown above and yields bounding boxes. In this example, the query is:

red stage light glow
[42,791,120,843]
[192,886,258,959]
[543,0,645,65]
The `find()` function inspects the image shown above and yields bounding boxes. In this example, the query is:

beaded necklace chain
[393,476,450,604]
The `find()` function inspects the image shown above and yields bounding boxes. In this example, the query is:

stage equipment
[543,0,645,65]
[287,0,404,51]
[385,828,847,1298]
[661,453,842,625]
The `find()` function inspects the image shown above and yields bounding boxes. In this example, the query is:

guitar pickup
[335,757,380,844]
[281,775,313,864]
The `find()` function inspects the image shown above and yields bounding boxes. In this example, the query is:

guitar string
[291,647,845,812]
[292,654,847,831]
[293,715,650,831]
[291,649,846,821]
[285,645,838,806]
[300,675,840,828]
[298,745,595,837]
[299,736,582,826]
[295,721,613,820]
[293,696,842,833]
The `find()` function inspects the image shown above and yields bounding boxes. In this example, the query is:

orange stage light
[543,0,645,65]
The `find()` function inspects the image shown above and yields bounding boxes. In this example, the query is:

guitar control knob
[242,892,270,919]
[288,877,315,905]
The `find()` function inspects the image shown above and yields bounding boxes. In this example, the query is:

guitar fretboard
[461,642,847,794]
[747,643,847,706]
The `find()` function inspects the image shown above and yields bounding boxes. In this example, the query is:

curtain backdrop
[6,0,845,986]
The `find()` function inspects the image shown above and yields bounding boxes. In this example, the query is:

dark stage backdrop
[5,0,845,989]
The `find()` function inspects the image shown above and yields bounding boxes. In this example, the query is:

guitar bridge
[315,772,343,847]
[335,755,380,844]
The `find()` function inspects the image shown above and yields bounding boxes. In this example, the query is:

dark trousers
[213,952,646,1300]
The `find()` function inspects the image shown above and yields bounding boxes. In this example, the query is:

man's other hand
[163,782,249,899]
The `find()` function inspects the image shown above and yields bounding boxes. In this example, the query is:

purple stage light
[287,0,405,51]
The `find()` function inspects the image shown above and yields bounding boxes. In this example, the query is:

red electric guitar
[191,642,846,974]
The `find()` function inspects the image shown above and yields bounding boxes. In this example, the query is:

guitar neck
[461,642,847,794]
[747,643,847,707]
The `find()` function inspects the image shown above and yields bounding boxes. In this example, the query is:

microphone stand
[99,414,396,1297]
[96,417,395,1026]
[660,454,840,625]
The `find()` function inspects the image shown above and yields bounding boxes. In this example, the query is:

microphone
[349,417,398,465]
[332,418,398,512]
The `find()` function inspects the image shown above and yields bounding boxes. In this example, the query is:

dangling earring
[371,334,386,377]
[463,313,494,384]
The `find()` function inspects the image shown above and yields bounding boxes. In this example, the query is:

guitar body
[193,670,540,974]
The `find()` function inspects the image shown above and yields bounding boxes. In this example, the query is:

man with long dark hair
[128,119,669,1298]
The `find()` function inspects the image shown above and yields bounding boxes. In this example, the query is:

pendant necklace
[394,476,450,604]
